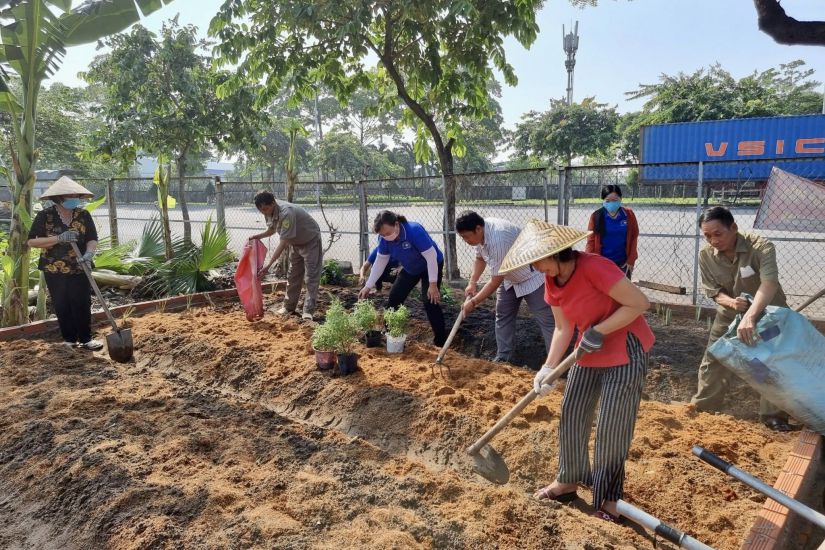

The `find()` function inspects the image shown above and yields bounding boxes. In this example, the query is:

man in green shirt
[250,191,323,321]
[691,206,793,432]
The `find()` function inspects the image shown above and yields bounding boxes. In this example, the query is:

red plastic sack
[235,239,266,321]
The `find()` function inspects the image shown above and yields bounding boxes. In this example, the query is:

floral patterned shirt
[27,206,98,274]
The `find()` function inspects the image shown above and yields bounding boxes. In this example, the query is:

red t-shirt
[544,252,655,367]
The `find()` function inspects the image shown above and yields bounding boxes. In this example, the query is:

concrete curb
[740,430,823,550]
[0,281,285,342]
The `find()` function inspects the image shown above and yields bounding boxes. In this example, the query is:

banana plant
[0,0,176,327]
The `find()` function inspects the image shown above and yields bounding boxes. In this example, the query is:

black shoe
[762,417,797,432]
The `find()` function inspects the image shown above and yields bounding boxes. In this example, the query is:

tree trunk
[177,155,192,246]
[158,163,174,260]
[2,99,36,327]
[436,149,459,280]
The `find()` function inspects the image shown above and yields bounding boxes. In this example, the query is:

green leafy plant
[311,322,337,352]
[440,283,457,306]
[384,305,410,338]
[320,297,358,354]
[352,300,379,333]
[320,259,347,286]
[151,218,233,296]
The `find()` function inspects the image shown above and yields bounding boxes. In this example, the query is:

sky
[51,0,825,131]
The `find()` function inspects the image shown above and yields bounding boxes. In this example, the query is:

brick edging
[740,430,823,550]
[0,281,285,341]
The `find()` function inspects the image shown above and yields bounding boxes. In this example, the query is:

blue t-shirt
[368,246,398,267]
[377,221,443,276]
[600,208,628,265]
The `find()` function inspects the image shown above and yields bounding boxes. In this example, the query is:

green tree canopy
[513,97,619,165]
[82,19,263,243]
[210,0,544,277]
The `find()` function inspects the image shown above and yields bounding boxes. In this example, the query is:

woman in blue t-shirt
[585,185,639,278]
[358,210,447,346]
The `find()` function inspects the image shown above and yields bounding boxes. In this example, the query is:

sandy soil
[0,291,801,550]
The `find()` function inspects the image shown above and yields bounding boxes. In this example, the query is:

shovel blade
[106,329,134,363]
[470,444,510,485]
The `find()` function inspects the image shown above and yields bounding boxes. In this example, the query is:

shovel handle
[467,349,580,456]
[435,307,465,363]
[69,242,120,333]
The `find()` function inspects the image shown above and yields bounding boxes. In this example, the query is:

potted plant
[383,305,409,353]
[352,300,381,347]
[325,298,359,375]
[311,322,337,371]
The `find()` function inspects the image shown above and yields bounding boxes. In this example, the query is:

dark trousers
[44,272,92,344]
[374,263,396,291]
[386,262,447,346]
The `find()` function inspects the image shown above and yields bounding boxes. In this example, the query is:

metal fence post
[691,162,704,305]
[357,179,369,263]
[563,166,572,225]
[106,178,119,246]
[215,176,226,230]
[542,169,549,222]
[556,168,565,225]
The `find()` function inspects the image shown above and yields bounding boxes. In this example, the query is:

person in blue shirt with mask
[586,185,639,278]
[358,210,447,346]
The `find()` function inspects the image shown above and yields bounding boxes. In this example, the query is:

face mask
[603,200,621,214]
[384,228,400,242]
[61,198,83,209]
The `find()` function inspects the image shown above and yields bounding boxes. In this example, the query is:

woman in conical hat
[499,219,654,523]
[26,177,103,350]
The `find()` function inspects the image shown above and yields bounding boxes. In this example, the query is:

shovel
[432,306,466,376]
[466,348,581,484]
[70,242,134,363]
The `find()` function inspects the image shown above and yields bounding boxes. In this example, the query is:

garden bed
[0,292,807,549]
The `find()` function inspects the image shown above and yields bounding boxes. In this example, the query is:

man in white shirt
[456,211,554,363]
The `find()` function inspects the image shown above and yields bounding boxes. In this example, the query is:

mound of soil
[0,293,799,549]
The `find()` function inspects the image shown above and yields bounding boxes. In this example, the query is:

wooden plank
[636,280,687,295]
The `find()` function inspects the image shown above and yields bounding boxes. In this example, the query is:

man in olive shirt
[691,206,793,432]
[250,191,323,320]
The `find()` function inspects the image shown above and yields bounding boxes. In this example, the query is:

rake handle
[70,241,119,333]
[467,349,579,456]
[435,308,465,364]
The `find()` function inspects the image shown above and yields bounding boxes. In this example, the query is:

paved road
[91,201,825,316]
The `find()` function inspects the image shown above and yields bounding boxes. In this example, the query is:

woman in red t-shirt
[499,220,654,524]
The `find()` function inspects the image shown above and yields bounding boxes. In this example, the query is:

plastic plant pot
[336,352,359,375]
[386,334,406,353]
[364,330,382,348]
[314,349,336,370]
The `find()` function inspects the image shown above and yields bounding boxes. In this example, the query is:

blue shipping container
[639,115,825,182]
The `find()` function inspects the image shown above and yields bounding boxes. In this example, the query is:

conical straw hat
[499,219,591,274]
[39,176,93,200]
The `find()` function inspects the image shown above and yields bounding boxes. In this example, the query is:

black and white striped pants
[557,333,648,509]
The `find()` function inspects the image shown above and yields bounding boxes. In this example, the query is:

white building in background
[134,157,235,178]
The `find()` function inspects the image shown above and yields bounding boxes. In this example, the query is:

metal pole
[693,446,825,530]
[563,166,573,225]
[441,173,454,281]
[692,162,704,305]
[106,178,119,246]
[542,170,549,222]
[616,500,716,550]
[357,180,369,264]
[215,176,226,230]
[556,168,565,225]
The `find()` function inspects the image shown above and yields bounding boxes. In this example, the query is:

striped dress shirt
[477,217,545,298]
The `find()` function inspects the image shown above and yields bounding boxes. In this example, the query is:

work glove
[533,364,556,396]
[79,251,94,266]
[579,327,604,354]
[57,230,79,242]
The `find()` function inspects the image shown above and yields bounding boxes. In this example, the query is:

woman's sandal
[592,509,624,524]
[533,485,578,502]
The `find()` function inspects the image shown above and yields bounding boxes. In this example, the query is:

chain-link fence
[2,159,824,316]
